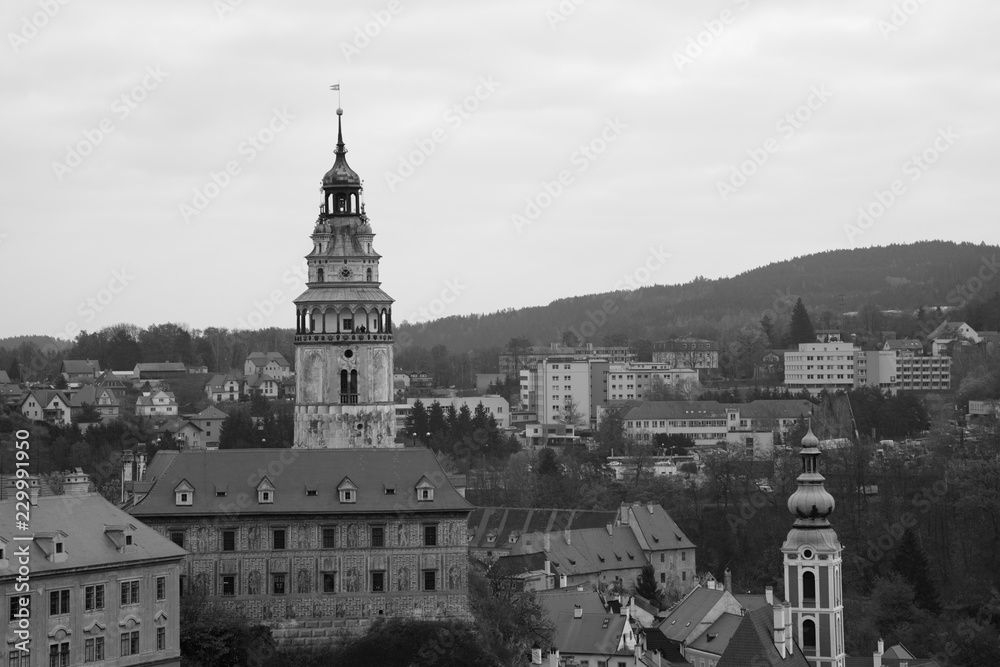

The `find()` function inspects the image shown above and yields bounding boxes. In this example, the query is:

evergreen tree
[406,399,429,442]
[54,374,68,389]
[635,564,661,608]
[891,528,941,614]
[7,359,20,381]
[219,410,259,449]
[789,298,816,346]
[536,448,560,477]
[429,401,448,442]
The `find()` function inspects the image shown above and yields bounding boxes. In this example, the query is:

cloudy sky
[1,0,998,340]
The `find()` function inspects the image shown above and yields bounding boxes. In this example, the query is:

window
[272,573,286,595]
[157,626,166,651]
[85,637,105,662]
[424,525,437,547]
[418,486,434,501]
[803,571,816,602]
[424,571,436,591]
[273,529,286,550]
[371,525,385,548]
[120,580,140,606]
[49,589,70,616]
[660,572,666,583]
[259,490,272,504]
[223,530,236,552]
[85,584,105,611]
[222,575,236,596]
[802,619,816,651]
[156,576,166,601]
[8,650,29,667]
[322,527,336,549]
[323,573,337,593]
[121,631,139,657]
[48,642,69,667]
[681,551,687,561]
[371,572,384,592]
[660,553,664,563]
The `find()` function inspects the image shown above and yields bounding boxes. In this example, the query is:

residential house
[617,503,697,596]
[69,385,121,422]
[134,363,189,381]
[245,374,280,399]
[754,350,785,381]
[244,352,292,379]
[0,470,186,667]
[844,639,942,667]
[125,448,473,645]
[185,406,228,448]
[59,359,102,384]
[408,371,433,388]
[467,507,616,561]
[95,369,129,395]
[205,374,243,402]
[155,418,205,451]
[136,391,178,418]
[539,588,637,666]
[652,339,720,370]
[18,389,72,426]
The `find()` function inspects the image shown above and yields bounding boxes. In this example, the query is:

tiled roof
[69,385,120,408]
[490,552,547,578]
[515,525,647,576]
[687,612,742,656]
[129,448,472,517]
[0,493,186,577]
[624,503,696,551]
[61,359,101,374]
[135,362,188,372]
[295,286,394,305]
[188,405,228,421]
[0,371,11,383]
[845,643,940,667]
[247,352,289,367]
[624,400,811,422]
[884,339,924,350]
[640,626,687,663]
[550,610,628,657]
[716,606,809,667]
[538,588,608,617]
[206,373,243,391]
[467,507,616,550]
[18,389,70,410]
[136,391,176,407]
[659,587,726,643]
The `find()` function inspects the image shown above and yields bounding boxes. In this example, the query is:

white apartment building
[784,342,857,394]
[520,357,609,429]
[606,363,699,403]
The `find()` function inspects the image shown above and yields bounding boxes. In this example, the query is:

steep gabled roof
[246,352,290,367]
[129,449,472,516]
[188,405,228,421]
[467,507,617,550]
[61,359,101,375]
[659,587,727,643]
[716,606,809,667]
[515,525,647,576]
[550,610,629,657]
[687,612,742,657]
[624,503,695,551]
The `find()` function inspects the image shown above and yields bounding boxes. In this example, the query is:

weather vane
[330,82,341,108]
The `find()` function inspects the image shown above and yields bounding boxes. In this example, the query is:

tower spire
[336,107,346,155]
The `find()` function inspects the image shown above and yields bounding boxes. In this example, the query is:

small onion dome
[786,422,836,526]
[322,108,361,186]
[358,221,373,235]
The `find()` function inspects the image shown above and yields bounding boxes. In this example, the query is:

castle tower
[781,423,846,667]
[293,107,396,448]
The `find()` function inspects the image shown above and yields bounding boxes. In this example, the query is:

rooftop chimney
[773,603,786,658]
[63,469,90,497]
[573,604,583,619]
[531,646,542,665]
[874,638,884,667]
[564,528,571,546]
[549,647,559,667]
[544,533,551,552]
[647,502,654,514]
[724,569,732,593]
[765,585,773,605]
[783,603,793,655]
[606,524,613,537]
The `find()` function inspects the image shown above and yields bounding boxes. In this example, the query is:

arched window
[366,268,372,282]
[350,193,357,212]
[317,268,324,283]
[341,370,349,397]
[337,195,346,213]
[802,619,816,652]
[350,370,358,395]
[802,571,815,604]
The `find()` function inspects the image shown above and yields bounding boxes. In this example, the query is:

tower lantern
[292,105,396,448]
[781,422,846,667]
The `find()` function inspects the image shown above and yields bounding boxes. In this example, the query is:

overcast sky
[1,0,998,341]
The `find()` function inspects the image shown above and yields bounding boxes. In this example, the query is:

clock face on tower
[340,267,352,280]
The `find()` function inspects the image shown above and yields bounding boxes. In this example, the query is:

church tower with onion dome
[292,106,396,449]
[781,423,846,667]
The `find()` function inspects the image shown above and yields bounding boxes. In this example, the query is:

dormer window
[337,477,357,504]
[174,480,194,506]
[257,477,275,504]
[415,476,435,502]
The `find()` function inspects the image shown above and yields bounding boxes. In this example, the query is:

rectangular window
[660,572,666,583]
[157,626,166,651]
[48,642,69,667]
[424,525,437,547]
[322,527,336,549]
[323,573,337,593]
[371,525,385,548]
[84,637,105,663]
[121,580,140,606]
[371,572,385,592]
[660,553,664,563]
[223,530,236,551]
[273,528,286,550]
[423,571,436,591]
[49,589,70,616]
[272,573,286,595]
[222,575,236,596]
[84,584,105,611]
[156,576,166,601]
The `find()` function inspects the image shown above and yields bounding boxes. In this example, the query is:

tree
[635,563,661,608]
[218,410,259,449]
[75,403,102,424]
[181,589,274,667]
[406,399,429,443]
[469,558,554,666]
[54,374,68,389]
[559,399,586,430]
[505,337,532,377]
[891,528,940,614]
[788,298,816,346]
[536,448,560,477]
[560,329,580,347]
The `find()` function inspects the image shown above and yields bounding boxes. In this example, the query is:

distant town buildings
[500,343,634,377]
[244,352,292,379]
[652,337,720,370]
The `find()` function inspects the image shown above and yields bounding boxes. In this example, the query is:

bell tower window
[366,268,372,282]
[337,195,346,213]
[317,268,324,283]
[341,370,358,404]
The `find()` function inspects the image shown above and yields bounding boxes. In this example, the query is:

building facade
[1,471,185,667]
[292,108,396,449]
[606,363,699,403]
[783,343,857,395]
[126,449,472,644]
[652,338,720,369]
[519,357,609,429]
[500,344,633,377]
